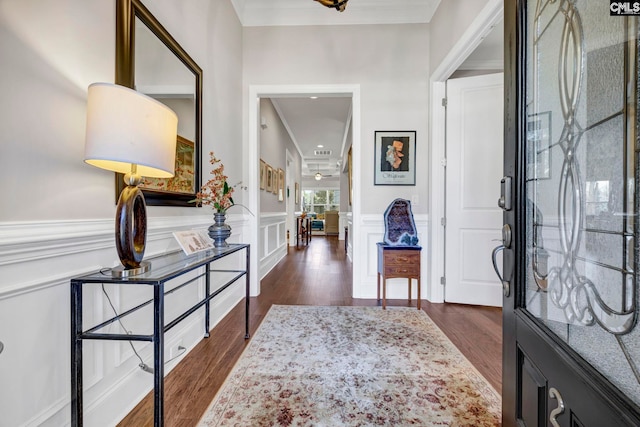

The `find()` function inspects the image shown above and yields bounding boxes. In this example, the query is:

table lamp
[84,82,178,277]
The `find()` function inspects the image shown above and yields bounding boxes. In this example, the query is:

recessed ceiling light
[310,96,318,99]
[317,144,324,148]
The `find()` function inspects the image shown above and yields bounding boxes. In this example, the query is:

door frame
[247,84,361,297]
[502,1,519,423]
[286,149,295,246]
[428,0,503,302]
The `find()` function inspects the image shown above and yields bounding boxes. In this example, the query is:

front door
[503,1,640,426]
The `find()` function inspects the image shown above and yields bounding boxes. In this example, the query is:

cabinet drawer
[384,264,420,277]
[384,252,420,266]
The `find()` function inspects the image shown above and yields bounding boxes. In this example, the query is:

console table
[70,243,250,427]
[376,243,422,309]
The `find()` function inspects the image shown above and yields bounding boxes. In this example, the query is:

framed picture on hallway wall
[374,131,416,185]
[272,167,278,195]
[278,168,284,201]
[260,159,266,190]
[266,165,273,192]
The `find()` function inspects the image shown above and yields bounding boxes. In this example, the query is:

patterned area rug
[198,305,501,426]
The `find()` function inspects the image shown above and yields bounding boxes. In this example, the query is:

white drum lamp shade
[84,82,177,178]
[84,82,178,276]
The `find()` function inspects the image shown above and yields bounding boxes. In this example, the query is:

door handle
[492,245,510,297]
[549,387,565,427]
[493,223,512,297]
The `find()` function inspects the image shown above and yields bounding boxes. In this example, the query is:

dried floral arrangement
[192,151,236,213]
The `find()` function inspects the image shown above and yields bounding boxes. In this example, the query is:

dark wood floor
[119,235,502,427]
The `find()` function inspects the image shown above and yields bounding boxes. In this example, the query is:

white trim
[429,82,446,303]
[0,219,113,266]
[286,150,296,247]
[259,212,287,278]
[249,84,361,298]
[428,0,503,303]
[0,215,249,297]
[345,213,353,261]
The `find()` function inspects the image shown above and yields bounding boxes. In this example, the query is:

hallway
[120,236,502,426]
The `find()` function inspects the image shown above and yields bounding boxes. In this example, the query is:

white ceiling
[231,0,442,27]
[239,1,503,179]
[272,97,352,178]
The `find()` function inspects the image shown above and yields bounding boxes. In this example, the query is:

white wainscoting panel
[346,213,353,261]
[0,214,250,427]
[338,211,348,241]
[352,214,429,300]
[259,213,287,280]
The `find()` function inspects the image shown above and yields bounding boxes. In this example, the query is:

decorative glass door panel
[524,0,640,405]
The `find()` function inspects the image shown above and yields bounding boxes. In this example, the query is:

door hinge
[441,97,447,107]
[441,158,447,167]
[440,217,446,227]
[440,276,446,285]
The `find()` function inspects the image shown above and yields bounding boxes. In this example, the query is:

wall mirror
[116,0,202,206]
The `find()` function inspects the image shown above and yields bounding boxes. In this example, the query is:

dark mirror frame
[115,0,202,206]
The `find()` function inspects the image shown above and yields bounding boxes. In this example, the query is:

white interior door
[445,73,503,306]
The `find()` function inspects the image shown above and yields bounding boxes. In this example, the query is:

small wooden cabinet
[377,243,422,309]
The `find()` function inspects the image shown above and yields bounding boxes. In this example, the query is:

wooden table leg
[377,273,380,303]
[417,277,421,310]
[408,278,412,303]
[382,277,387,310]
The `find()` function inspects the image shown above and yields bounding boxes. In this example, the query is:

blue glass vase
[208,212,232,248]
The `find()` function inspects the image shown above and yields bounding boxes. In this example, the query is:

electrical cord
[101,284,186,374]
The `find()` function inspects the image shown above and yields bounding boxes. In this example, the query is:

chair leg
[377,273,380,303]
[408,278,412,302]
[417,278,421,310]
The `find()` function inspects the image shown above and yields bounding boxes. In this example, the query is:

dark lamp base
[115,185,148,274]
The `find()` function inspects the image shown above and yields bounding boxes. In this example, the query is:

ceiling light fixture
[314,0,348,12]
[315,172,322,181]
